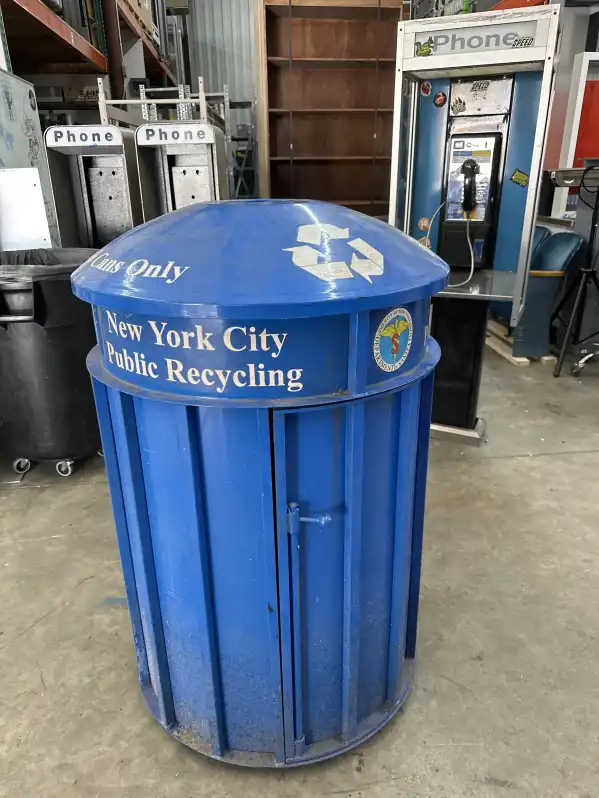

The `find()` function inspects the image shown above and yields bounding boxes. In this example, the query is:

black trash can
[0,248,100,477]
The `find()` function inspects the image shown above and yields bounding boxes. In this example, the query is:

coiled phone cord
[447,217,475,288]
[424,202,475,289]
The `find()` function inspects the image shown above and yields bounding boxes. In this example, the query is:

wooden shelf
[117,0,176,83]
[270,107,393,113]
[0,0,107,73]
[265,2,406,19]
[268,56,394,67]
[271,155,391,161]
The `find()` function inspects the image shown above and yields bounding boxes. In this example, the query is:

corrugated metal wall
[188,0,255,101]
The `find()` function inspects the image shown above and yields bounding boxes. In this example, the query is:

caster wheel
[56,460,75,478]
[571,364,583,376]
[12,458,31,475]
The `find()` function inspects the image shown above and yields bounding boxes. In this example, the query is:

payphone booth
[389,7,559,443]
[45,125,143,248]
[135,122,229,222]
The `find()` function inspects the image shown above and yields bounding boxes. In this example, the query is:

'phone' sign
[414,21,537,57]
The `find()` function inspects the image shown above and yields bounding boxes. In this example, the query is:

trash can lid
[71,201,448,319]
[0,248,98,282]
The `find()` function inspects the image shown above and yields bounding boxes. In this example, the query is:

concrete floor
[2,350,599,798]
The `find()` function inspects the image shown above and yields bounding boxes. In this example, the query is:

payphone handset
[445,135,500,225]
[437,132,502,284]
[460,158,480,213]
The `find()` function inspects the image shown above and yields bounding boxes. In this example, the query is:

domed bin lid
[71,200,448,319]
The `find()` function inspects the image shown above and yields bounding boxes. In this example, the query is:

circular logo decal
[417,217,430,232]
[373,308,413,372]
[420,81,432,97]
[433,91,447,108]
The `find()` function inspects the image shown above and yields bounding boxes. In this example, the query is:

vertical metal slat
[341,401,365,740]
[405,371,434,660]
[386,382,421,704]
[286,503,306,756]
[342,311,369,736]
[92,379,150,689]
[187,0,255,102]
[229,0,241,109]
[174,405,227,757]
[256,409,287,764]
[347,311,369,395]
[108,389,175,728]
[272,413,298,761]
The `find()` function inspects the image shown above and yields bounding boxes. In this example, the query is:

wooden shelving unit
[268,56,395,66]
[117,0,175,83]
[0,0,107,73]
[255,0,405,217]
[271,155,391,160]
[0,0,176,85]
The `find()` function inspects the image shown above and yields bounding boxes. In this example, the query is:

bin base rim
[145,659,415,768]
[87,339,441,410]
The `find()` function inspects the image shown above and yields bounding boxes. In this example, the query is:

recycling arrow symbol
[284,223,384,283]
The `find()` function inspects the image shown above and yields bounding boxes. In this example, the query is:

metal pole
[198,76,208,123]
[100,0,125,100]
[97,77,109,125]
[140,84,149,121]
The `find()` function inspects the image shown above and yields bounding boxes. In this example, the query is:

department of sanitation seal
[373,308,413,372]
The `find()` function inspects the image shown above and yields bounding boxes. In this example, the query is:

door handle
[285,503,332,757]
[284,503,333,758]
[287,502,332,532]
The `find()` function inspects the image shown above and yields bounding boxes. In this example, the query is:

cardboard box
[123,0,153,34]
[138,0,153,35]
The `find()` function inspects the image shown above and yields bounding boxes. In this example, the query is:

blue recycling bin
[72,200,448,767]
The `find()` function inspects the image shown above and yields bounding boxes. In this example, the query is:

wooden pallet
[485,319,556,366]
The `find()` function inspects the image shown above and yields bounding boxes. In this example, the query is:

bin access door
[272,383,422,763]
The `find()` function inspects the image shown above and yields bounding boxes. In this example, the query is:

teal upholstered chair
[513,232,584,359]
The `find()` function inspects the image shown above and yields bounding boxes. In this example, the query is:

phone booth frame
[389,6,560,328]
[551,51,599,219]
